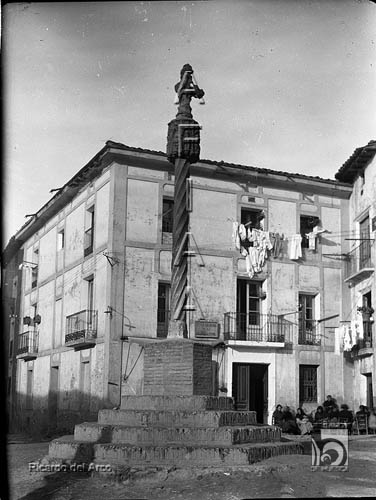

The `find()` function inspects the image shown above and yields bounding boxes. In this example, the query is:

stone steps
[48,436,302,467]
[98,409,257,428]
[74,422,281,445]
[121,395,235,411]
[46,396,303,469]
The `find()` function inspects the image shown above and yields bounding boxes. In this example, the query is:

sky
[3,0,376,245]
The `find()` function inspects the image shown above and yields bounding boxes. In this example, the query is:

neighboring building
[2,239,23,431]
[335,140,376,411]
[3,140,357,435]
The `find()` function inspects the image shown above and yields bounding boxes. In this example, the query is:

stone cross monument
[166,64,205,338]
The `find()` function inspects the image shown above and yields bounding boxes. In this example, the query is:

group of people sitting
[272,395,376,435]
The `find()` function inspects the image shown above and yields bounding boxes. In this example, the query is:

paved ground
[6,434,376,499]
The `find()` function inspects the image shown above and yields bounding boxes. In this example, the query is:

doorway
[48,366,59,432]
[365,373,373,410]
[232,363,269,423]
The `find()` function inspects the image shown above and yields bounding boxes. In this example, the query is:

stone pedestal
[143,339,213,396]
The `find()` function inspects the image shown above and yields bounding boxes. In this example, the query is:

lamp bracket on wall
[103,252,119,267]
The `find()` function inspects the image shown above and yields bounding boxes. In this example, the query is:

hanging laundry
[288,234,302,260]
[270,233,284,258]
[341,324,352,351]
[351,316,364,341]
[232,222,241,250]
[239,224,247,241]
[306,232,317,251]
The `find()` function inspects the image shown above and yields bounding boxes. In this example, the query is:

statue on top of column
[174,64,205,120]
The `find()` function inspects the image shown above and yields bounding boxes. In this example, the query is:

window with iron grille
[157,282,170,338]
[162,199,174,233]
[299,365,318,403]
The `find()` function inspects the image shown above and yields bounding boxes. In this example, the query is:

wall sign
[195,320,219,339]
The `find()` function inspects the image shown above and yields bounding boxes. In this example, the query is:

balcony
[344,335,373,360]
[17,330,38,361]
[344,242,374,284]
[223,312,292,344]
[298,319,321,345]
[65,310,98,350]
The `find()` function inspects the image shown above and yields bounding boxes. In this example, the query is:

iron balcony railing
[17,330,39,356]
[298,319,320,345]
[223,312,292,343]
[345,241,373,280]
[65,309,98,345]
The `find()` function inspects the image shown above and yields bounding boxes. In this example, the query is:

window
[298,294,319,344]
[162,198,174,233]
[362,291,373,347]
[26,369,33,409]
[236,279,262,339]
[241,208,264,230]
[9,340,13,358]
[86,277,95,329]
[57,229,65,250]
[299,365,318,403]
[31,248,39,288]
[8,377,11,397]
[80,361,91,409]
[359,216,371,268]
[84,206,95,256]
[157,282,170,338]
[300,216,320,248]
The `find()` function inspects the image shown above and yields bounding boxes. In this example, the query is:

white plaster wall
[321,207,342,254]
[38,281,55,351]
[190,189,237,250]
[59,350,81,411]
[65,204,85,267]
[95,182,110,248]
[299,266,320,290]
[32,356,50,407]
[276,353,296,408]
[190,256,234,325]
[126,179,159,243]
[38,228,56,283]
[268,199,297,236]
[90,344,105,411]
[95,259,108,338]
[123,247,156,337]
[271,263,296,315]
[324,352,345,406]
[323,267,342,329]
[63,266,82,319]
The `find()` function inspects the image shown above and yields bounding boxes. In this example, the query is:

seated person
[281,406,300,435]
[338,404,353,426]
[368,409,376,434]
[272,404,284,427]
[295,407,313,435]
[326,405,340,423]
[322,395,338,414]
[356,405,370,417]
[314,405,325,423]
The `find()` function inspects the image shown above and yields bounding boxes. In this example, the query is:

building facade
[4,140,360,434]
[336,140,376,411]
